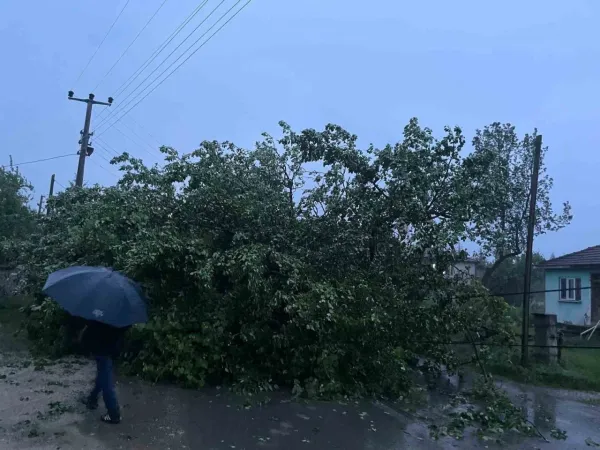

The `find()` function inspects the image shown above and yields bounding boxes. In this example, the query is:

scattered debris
[586,437,600,447]
[550,428,567,440]
[27,425,42,438]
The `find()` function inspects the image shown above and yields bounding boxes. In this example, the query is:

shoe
[100,412,121,424]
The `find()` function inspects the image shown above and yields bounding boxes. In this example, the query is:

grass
[559,346,600,387]
[488,338,600,392]
[484,305,600,392]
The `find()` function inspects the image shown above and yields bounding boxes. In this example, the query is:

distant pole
[521,134,543,366]
[68,91,113,187]
[46,174,55,215]
[37,195,45,216]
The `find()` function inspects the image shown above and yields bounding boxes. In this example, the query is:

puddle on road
[498,380,600,447]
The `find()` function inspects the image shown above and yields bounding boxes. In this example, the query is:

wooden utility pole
[521,134,543,366]
[37,195,45,216]
[68,91,112,187]
[46,174,55,215]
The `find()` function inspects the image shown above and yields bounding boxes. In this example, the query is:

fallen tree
[14,120,538,396]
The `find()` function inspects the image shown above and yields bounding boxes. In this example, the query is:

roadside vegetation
[488,336,600,393]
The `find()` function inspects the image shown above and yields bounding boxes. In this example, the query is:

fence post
[533,313,558,364]
[557,331,564,363]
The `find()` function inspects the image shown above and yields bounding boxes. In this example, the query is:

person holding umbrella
[79,319,130,423]
[42,266,148,424]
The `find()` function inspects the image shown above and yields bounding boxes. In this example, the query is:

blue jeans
[89,356,120,418]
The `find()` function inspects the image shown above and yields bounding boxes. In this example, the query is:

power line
[116,126,159,158]
[94,108,161,163]
[74,0,133,85]
[128,115,163,146]
[93,0,170,92]
[118,117,161,152]
[97,0,252,136]
[1,154,75,169]
[94,0,227,131]
[113,0,209,98]
[415,340,600,350]
[440,285,593,309]
[95,0,210,126]
[149,325,600,350]
[95,147,117,165]
[95,137,121,156]
[96,133,140,160]
[492,286,592,298]
[88,157,119,178]
[54,180,67,190]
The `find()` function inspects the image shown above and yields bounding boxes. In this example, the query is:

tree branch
[482,251,521,288]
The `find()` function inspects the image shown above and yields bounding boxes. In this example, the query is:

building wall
[0,268,20,298]
[451,261,473,276]
[544,269,592,326]
[447,261,484,279]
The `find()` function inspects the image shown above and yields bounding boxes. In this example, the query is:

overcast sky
[1,0,598,258]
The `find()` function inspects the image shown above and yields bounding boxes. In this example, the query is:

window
[559,277,581,301]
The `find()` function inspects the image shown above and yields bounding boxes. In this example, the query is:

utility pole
[37,195,45,216]
[46,174,55,215]
[521,134,543,366]
[68,91,113,187]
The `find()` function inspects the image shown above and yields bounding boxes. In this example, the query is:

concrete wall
[446,261,484,280]
[544,269,592,326]
[0,269,20,299]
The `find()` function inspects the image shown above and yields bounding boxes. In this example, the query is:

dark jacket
[81,320,130,359]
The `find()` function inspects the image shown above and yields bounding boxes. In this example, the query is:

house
[538,246,600,326]
[446,257,486,280]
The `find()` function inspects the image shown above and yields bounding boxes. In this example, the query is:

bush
[23,298,70,356]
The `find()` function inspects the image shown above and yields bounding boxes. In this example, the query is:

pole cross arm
[68,97,112,106]
[68,96,92,104]
[67,91,113,106]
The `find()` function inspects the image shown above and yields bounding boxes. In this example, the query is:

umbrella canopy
[42,266,148,328]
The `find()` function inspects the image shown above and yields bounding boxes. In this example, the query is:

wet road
[1,352,599,450]
[0,350,448,450]
[498,380,600,450]
[77,382,447,450]
[1,311,599,450]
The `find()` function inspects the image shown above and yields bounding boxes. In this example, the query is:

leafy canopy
[467,123,571,284]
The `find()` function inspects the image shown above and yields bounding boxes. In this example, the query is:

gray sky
[0,0,597,258]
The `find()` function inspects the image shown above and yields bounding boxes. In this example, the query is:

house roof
[538,245,600,268]
[463,257,486,265]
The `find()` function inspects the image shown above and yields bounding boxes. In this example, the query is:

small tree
[467,123,571,285]
[0,164,36,266]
